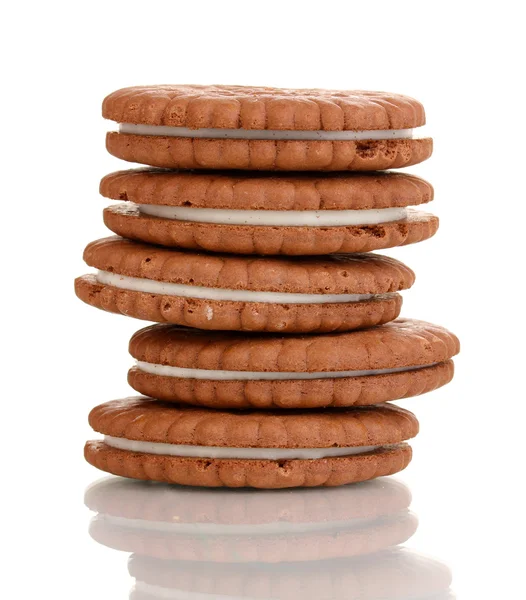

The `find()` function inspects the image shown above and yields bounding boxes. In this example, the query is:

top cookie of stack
[104,85,431,171]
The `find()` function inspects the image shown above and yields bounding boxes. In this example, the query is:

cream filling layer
[137,204,408,227]
[119,123,415,141]
[96,271,389,304]
[101,512,381,536]
[136,361,433,381]
[104,436,389,459]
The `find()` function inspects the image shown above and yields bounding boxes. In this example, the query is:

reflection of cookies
[101,169,438,255]
[128,549,453,600]
[85,477,413,527]
[128,319,460,409]
[75,237,415,333]
[103,86,432,171]
[85,477,417,562]
[85,398,418,489]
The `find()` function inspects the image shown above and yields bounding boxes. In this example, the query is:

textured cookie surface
[104,86,431,171]
[106,134,432,172]
[81,236,415,293]
[104,204,438,255]
[130,319,459,372]
[75,237,414,332]
[100,169,436,255]
[100,169,434,210]
[127,319,459,408]
[75,273,403,333]
[88,398,418,447]
[103,85,426,130]
[129,360,455,409]
[85,441,412,489]
[85,399,416,488]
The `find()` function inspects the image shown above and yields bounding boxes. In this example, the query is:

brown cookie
[85,477,416,562]
[128,550,453,600]
[85,397,418,489]
[75,236,415,333]
[100,169,433,210]
[101,169,438,255]
[127,319,459,409]
[103,85,432,171]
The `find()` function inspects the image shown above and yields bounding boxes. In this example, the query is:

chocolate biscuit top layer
[130,319,460,372]
[103,85,425,130]
[89,397,418,448]
[84,237,415,294]
[100,169,433,210]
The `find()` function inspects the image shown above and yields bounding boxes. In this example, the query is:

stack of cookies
[76,85,460,489]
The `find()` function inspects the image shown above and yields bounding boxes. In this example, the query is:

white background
[3,1,525,598]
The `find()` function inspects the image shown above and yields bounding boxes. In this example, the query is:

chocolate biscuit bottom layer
[104,204,438,255]
[75,274,403,333]
[106,133,433,171]
[84,442,412,489]
[128,360,454,409]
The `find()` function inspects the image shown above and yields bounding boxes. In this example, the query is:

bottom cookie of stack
[85,398,418,489]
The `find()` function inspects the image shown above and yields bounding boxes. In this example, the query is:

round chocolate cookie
[85,477,416,562]
[74,236,415,333]
[127,319,460,409]
[127,550,454,600]
[101,169,438,255]
[85,398,418,489]
[103,85,432,171]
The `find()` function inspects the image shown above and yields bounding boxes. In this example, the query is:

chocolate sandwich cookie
[85,398,418,489]
[128,550,454,600]
[103,85,432,171]
[101,169,438,255]
[128,319,460,409]
[85,477,417,561]
[75,237,415,333]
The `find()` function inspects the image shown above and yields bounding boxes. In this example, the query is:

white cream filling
[119,123,415,141]
[137,204,408,227]
[136,361,433,381]
[101,513,381,536]
[104,435,387,460]
[96,271,388,304]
